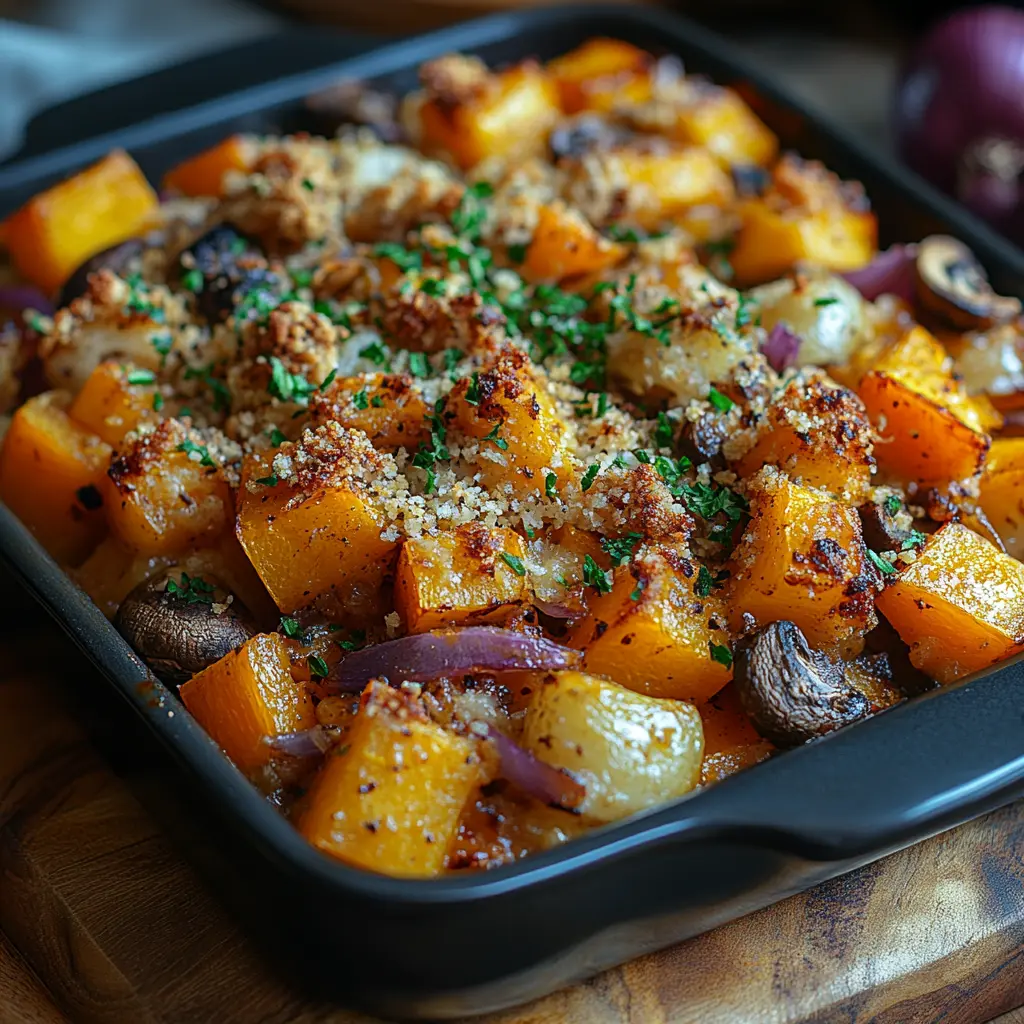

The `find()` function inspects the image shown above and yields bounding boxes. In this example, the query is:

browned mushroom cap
[914,235,1021,330]
[857,496,914,553]
[732,620,871,748]
[114,569,257,684]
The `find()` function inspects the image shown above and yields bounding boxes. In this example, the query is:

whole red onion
[894,6,1024,243]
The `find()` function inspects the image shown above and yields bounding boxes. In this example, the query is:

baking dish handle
[693,653,1024,860]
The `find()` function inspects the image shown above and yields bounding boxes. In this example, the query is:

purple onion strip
[840,244,918,302]
[325,626,580,692]
[0,285,55,317]
[532,597,577,620]
[760,322,801,373]
[266,724,333,758]
[485,724,586,812]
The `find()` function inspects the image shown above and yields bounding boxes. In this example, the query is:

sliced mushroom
[114,569,257,684]
[732,620,871,748]
[914,235,1021,330]
[58,238,146,308]
[856,496,914,553]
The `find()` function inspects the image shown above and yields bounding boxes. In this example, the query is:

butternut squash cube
[418,58,559,170]
[568,543,733,703]
[521,202,625,283]
[3,150,158,293]
[395,524,531,633]
[299,681,485,877]
[102,421,232,556]
[0,391,111,564]
[235,425,398,614]
[162,134,255,197]
[179,632,315,774]
[310,372,431,452]
[547,38,653,114]
[68,360,163,447]
[856,326,989,485]
[698,684,774,785]
[447,347,575,496]
[528,524,609,617]
[980,438,1024,555]
[732,372,875,504]
[726,467,878,656]
[876,522,1024,684]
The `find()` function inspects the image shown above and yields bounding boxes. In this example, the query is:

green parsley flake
[580,463,600,491]
[501,552,527,577]
[465,372,481,406]
[152,393,165,412]
[269,428,286,446]
[359,340,390,367]
[884,495,902,516]
[301,178,316,192]
[695,565,714,598]
[353,389,369,410]
[255,473,279,487]
[814,296,840,307]
[868,549,897,575]
[483,423,508,451]
[633,449,652,465]
[176,439,215,467]
[654,412,674,450]
[308,654,329,678]
[280,616,301,639]
[370,394,384,408]
[601,532,642,567]
[630,578,646,602]
[126,369,156,386]
[408,352,430,379]
[507,242,528,264]
[267,356,317,404]
[707,387,733,413]
[545,472,558,500]
[291,268,313,288]
[166,572,215,605]
[902,530,927,551]
[582,555,612,595]
[709,643,733,668]
[180,268,204,293]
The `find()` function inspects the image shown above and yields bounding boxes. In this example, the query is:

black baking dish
[3,5,1024,1019]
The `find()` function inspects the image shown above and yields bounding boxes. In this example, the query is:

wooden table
[2,590,1024,1024]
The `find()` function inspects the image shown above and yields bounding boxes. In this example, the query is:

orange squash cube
[876,522,1024,684]
[310,372,431,452]
[179,632,315,774]
[856,326,990,486]
[0,391,111,564]
[3,150,158,293]
[521,202,625,283]
[418,59,559,170]
[395,525,531,633]
[528,524,609,616]
[68,360,163,447]
[547,38,653,114]
[980,437,1024,555]
[163,134,255,197]
[299,682,485,877]
[664,86,778,168]
[568,543,733,703]
[732,373,875,504]
[235,426,398,614]
[726,468,878,656]
[102,422,232,557]
[698,684,774,784]
[447,347,575,497]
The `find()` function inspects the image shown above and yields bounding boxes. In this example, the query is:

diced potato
[235,427,398,615]
[310,372,431,452]
[68,360,163,446]
[726,467,878,656]
[876,523,1024,684]
[520,671,704,823]
[569,543,733,703]
[395,525,531,633]
[102,422,232,556]
[447,347,575,496]
[162,134,256,197]
[980,438,1024,555]
[746,270,870,368]
[0,391,111,564]
[417,58,559,170]
[3,150,158,293]
[179,632,315,774]
[731,372,875,504]
[698,684,774,784]
[521,202,625,283]
[730,155,876,286]
[299,681,485,877]
[547,38,653,114]
[856,326,990,485]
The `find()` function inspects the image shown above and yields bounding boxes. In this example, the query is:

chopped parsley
[465,372,481,406]
[483,422,508,451]
[353,389,369,410]
[280,616,302,639]
[633,449,652,465]
[358,340,390,367]
[423,468,437,494]
[630,578,646,602]
[601,532,642,566]
[166,573,215,605]
[814,296,840,307]
[320,368,337,390]
[407,352,429,379]
[709,643,733,668]
[580,463,600,491]
[450,180,494,240]
[884,495,902,516]
[370,394,384,408]
[902,530,927,550]
[734,294,755,329]
[501,552,527,576]
[152,393,164,412]
[545,472,558,500]
[180,268,204,293]
[707,387,733,413]
[373,242,423,273]
[126,369,155,386]
[308,654,329,678]
[867,549,897,575]
[255,473,279,487]
[680,481,748,547]
[654,412,674,450]
[176,439,214,467]
[507,242,528,264]
[301,178,316,192]
[269,427,286,447]
[290,268,313,288]
[267,356,317,404]
[582,554,612,595]
[443,349,461,377]
[419,277,446,297]
[150,332,174,363]
[337,629,367,652]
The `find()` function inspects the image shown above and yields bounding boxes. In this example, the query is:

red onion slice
[532,597,577,620]
[485,724,585,812]
[760,323,801,373]
[325,626,580,692]
[0,285,55,317]
[266,725,333,758]
[840,245,917,302]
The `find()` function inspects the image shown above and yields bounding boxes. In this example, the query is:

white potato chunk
[520,671,704,823]
[748,269,868,368]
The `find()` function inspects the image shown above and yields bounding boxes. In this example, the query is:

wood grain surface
[2,597,1024,1024]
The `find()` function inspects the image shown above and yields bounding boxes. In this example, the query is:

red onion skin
[760,323,801,373]
[266,725,333,758]
[0,285,55,318]
[894,6,1024,241]
[485,725,585,812]
[840,245,917,303]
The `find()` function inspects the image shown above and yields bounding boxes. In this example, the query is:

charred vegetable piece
[115,569,257,683]
[856,496,916,553]
[733,620,871,748]
[177,224,285,324]
[58,238,145,308]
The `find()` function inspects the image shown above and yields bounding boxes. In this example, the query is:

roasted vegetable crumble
[1,38,1023,878]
